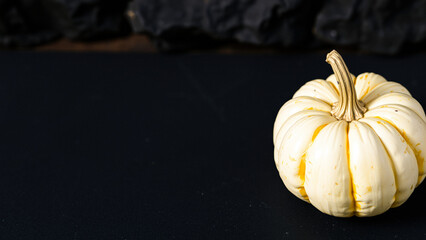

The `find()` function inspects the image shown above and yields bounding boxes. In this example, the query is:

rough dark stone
[46,0,131,41]
[0,0,59,47]
[0,0,130,47]
[314,0,426,54]
[127,0,323,51]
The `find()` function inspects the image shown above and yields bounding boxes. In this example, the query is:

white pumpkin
[273,50,426,217]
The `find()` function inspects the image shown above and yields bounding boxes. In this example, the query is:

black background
[0,52,425,239]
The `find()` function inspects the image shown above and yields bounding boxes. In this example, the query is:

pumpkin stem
[326,50,366,121]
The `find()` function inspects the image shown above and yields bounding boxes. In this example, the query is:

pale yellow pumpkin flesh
[273,50,426,217]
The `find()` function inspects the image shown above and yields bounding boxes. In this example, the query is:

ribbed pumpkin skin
[273,73,426,217]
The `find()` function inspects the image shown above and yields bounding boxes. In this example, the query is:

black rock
[126,0,323,51]
[45,0,131,41]
[0,0,131,47]
[0,0,59,47]
[314,0,426,54]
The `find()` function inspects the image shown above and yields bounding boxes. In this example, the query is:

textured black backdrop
[0,52,425,239]
[1,0,426,54]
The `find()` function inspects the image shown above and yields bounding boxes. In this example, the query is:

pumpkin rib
[366,105,426,185]
[354,73,387,101]
[348,121,396,216]
[274,111,313,157]
[299,123,330,201]
[361,121,399,207]
[274,110,332,160]
[304,121,354,217]
[327,79,340,96]
[366,93,426,123]
[325,76,340,97]
[273,97,332,143]
[277,114,335,202]
[360,117,418,208]
[293,79,339,105]
[371,115,424,185]
[370,115,416,153]
[275,111,333,162]
[362,81,411,104]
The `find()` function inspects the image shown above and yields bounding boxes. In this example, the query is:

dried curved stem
[326,50,366,121]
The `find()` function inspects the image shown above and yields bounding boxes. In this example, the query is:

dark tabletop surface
[0,52,425,239]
